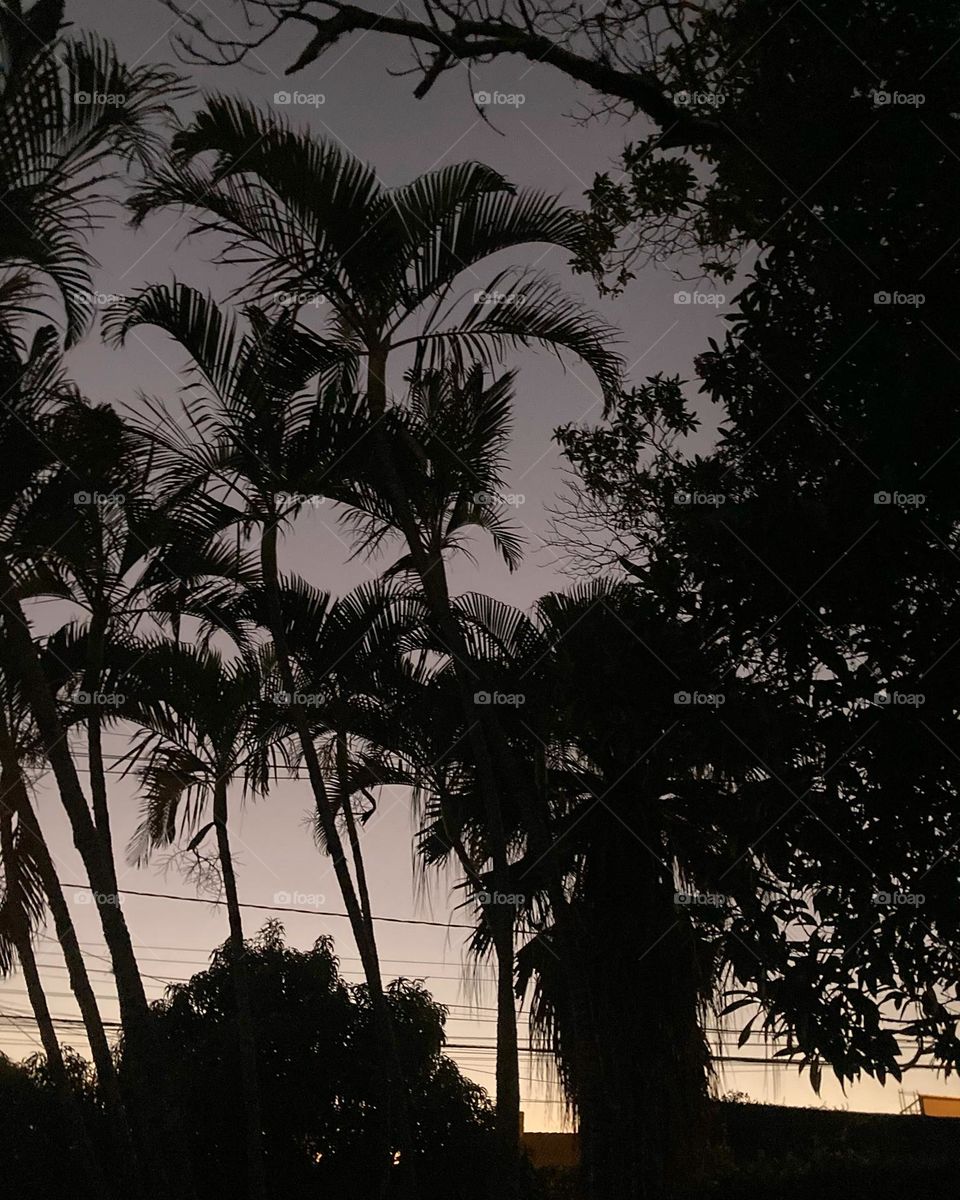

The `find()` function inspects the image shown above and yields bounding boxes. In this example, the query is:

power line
[59,881,474,930]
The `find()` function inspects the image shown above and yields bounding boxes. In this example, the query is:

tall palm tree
[118,640,282,1200]
[0,327,195,1200]
[0,647,141,1195]
[0,23,190,1195]
[115,119,622,1172]
[103,289,423,1194]
[444,581,798,1200]
[0,16,186,343]
[0,760,113,1197]
[174,567,430,1193]
[21,398,257,884]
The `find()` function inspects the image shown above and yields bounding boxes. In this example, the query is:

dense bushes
[1,923,499,1200]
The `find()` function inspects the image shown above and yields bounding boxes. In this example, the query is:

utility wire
[58,881,475,929]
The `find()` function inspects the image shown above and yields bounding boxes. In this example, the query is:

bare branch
[159,1,729,148]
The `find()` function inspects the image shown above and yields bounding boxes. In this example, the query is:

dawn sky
[2,0,954,1128]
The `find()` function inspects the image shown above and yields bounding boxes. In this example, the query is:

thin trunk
[259,524,407,1198]
[0,722,143,1196]
[212,778,268,1200]
[0,806,112,1199]
[366,345,521,1187]
[0,566,195,1200]
[336,730,375,934]
[84,608,116,871]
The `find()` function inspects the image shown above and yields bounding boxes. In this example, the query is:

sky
[2,0,957,1128]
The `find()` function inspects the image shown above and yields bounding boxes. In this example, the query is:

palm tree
[174,566,431,1193]
[0,24,189,1194]
[102,288,424,1193]
[21,398,257,885]
[118,640,282,1200]
[0,647,141,1195]
[445,581,789,1200]
[0,759,113,1197]
[115,118,622,1170]
[0,327,195,1200]
[0,17,186,343]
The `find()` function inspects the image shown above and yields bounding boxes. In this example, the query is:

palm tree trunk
[0,722,143,1196]
[336,731,375,934]
[364,350,521,1187]
[0,566,196,1200]
[487,736,606,1190]
[83,608,116,865]
[258,523,408,1198]
[212,778,268,1200]
[0,804,113,1199]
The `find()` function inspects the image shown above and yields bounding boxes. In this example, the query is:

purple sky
[2,0,954,1126]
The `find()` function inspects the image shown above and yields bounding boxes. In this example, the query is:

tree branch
[163,1,726,149]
